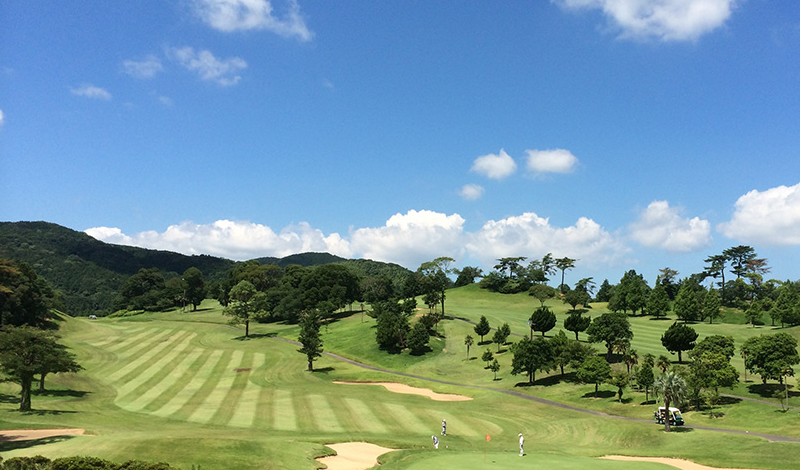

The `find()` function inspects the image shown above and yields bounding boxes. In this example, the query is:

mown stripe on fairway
[114,332,197,402]
[150,349,224,418]
[106,328,170,355]
[85,326,147,349]
[107,330,187,383]
[420,408,479,437]
[228,353,266,428]
[308,395,345,433]
[381,403,427,433]
[119,347,205,413]
[342,397,386,434]
[187,350,245,424]
[273,389,297,431]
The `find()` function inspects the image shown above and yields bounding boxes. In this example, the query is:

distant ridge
[0,221,411,315]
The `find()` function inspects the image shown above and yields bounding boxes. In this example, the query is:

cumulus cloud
[70,84,112,100]
[122,55,163,79]
[193,0,312,41]
[553,0,737,41]
[470,149,517,180]
[459,184,484,200]
[718,182,800,246]
[525,148,579,174]
[168,47,247,86]
[349,210,466,269]
[86,220,352,261]
[628,200,712,252]
[466,212,630,269]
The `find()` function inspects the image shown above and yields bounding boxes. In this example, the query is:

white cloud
[466,212,630,269]
[470,149,517,180]
[629,200,712,252]
[168,47,247,86]
[123,55,163,79]
[70,84,112,100]
[525,148,578,174]
[0,109,4,128]
[718,182,800,246]
[349,210,466,269]
[193,0,313,41]
[459,184,484,200]
[553,0,737,41]
[86,220,352,261]
[158,95,174,106]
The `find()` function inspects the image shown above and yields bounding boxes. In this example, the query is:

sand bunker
[334,381,472,401]
[316,442,395,470]
[0,428,85,442]
[601,455,759,470]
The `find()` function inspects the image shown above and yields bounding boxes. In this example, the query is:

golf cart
[654,406,684,426]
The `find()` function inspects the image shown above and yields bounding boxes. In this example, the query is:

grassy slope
[1,292,798,470]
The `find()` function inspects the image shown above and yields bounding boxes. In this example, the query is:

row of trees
[115,267,206,312]
[0,259,82,411]
[479,254,578,294]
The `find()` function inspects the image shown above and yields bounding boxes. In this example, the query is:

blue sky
[2,0,800,287]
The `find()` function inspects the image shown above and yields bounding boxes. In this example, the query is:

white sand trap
[334,381,472,401]
[317,442,395,470]
[0,428,85,442]
[601,455,759,470]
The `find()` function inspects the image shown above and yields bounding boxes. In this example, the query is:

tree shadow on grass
[717,395,742,406]
[232,332,276,341]
[663,426,693,434]
[649,317,673,321]
[33,389,89,398]
[0,393,18,404]
[311,367,335,373]
[513,381,536,388]
[536,373,577,387]
[581,390,615,399]
[747,383,799,399]
[19,409,78,416]
[409,346,433,356]
[0,435,79,452]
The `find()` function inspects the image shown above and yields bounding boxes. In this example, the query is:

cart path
[268,335,800,443]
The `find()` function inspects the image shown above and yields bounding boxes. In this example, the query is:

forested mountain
[0,221,412,316]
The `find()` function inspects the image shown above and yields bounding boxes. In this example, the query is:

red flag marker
[486,434,491,441]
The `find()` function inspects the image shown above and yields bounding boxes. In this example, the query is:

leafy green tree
[489,358,501,380]
[642,353,655,368]
[647,283,670,319]
[0,259,55,327]
[374,301,412,351]
[0,326,82,411]
[454,266,483,287]
[297,310,323,371]
[703,254,728,304]
[482,348,494,366]
[407,321,430,355]
[528,284,556,307]
[673,278,702,322]
[741,333,799,384]
[511,336,553,384]
[563,288,589,310]
[564,310,591,341]
[223,280,261,337]
[657,267,680,300]
[636,364,655,403]
[745,299,765,326]
[576,356,611,395]
[418,257,455,315]
[724,245,756,281]
[574,277,596,304]
[550,330,591,376]
[492,329,505,351]
[691,335,735,361]
[770,283,797,327]
[586,312,633,360]
[529,306,556,337]
[474,315,491,343]
[464,334,474,358]
[702,287,721,324]
[555,257,577,293]
[117,268,166,312]
[361,275,395,304]
[661,322,698,363]
[654,371,688,432]
[609,270,649,314]
[595,279,614,302]
[607,370,629,402]
[182,267,206,311]
[689,351,738,415]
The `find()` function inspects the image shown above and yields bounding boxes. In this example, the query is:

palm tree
[624,348,639,374]
[654,371,688,432]
[656,355,671,373]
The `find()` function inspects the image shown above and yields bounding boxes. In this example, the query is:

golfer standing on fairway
[518,433,524,456]
[432,435,439,449]
[441,418,446,436]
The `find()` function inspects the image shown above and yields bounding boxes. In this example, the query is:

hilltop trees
[0,259,55,327]
[555,257,577,293]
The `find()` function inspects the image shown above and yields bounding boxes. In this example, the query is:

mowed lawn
[0,290,798,470]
